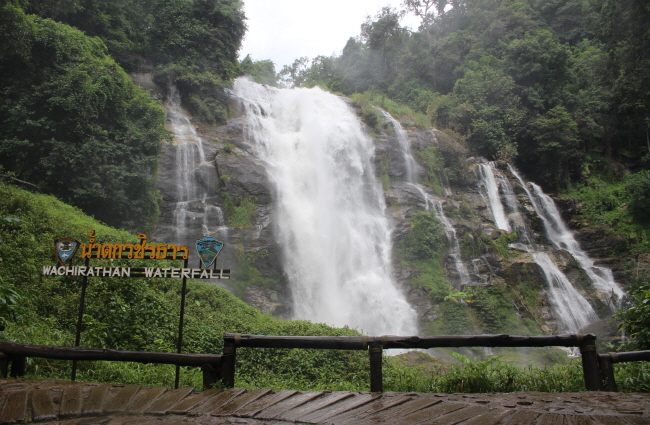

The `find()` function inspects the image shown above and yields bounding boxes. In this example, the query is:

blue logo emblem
[55,238,80,265]
[195,236,224,268]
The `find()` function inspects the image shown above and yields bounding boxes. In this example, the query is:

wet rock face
[154,93,625,337]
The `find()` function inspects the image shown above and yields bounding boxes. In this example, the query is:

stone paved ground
[0,379,648,424]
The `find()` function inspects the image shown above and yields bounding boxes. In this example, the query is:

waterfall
[233,77,417,336]
[380,111,470,286]
[478,163,511,231]
[532,252,599,331]
[164,85,227,254]
[476,162,603,332]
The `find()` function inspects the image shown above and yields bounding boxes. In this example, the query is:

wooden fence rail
[598,350,650,391]
[0,342,223,389]
[2,336,647,393]
[223,332,601,392]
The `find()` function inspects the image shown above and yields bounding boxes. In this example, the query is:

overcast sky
[238,0,420,71]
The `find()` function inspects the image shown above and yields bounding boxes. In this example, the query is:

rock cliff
[149,80,626,341]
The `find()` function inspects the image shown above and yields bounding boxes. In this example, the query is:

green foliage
[401,211,445,261]
[239,55,277,86]
[0,277,30,323]
[416,146,444,192]
[529,106,580,187]
[0,5,167,232]
[407,259,450,303]
[467,285,526,334]
[350,91,430,131]
[230,250,276,298]
[153,63,231,124]
[615,262,650,350]
[485,232,519,259]
[563,174,650,254]
[384,357,587,393]
[349,92,385,133]
[13,0,246,125]
[222,193,256,227]
[626,170,650,225]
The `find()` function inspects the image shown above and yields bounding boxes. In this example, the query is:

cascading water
[163,86,227,254]
[381,111,470,286]
[476,162,602,332]
[510,169,625,309]
[478,163,511,231]
[233,77,417,336]
[531,251,599,331]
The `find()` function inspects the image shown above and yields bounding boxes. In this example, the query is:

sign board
[45,231,230,278]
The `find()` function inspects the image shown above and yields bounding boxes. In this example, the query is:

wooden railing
[598,350,650,391]
[0,341,222,389]
[2,335,648,392]
[222,333,604,392]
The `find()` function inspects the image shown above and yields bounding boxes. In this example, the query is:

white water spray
[233,78,417,335]
[478,163,511,231]
[532,252,599,332]
[381,111,470,286]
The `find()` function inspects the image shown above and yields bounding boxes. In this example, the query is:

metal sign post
[71,257,90,381]
[174,257,189,389]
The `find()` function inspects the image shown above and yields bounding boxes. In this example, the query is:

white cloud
[239,0,420,71]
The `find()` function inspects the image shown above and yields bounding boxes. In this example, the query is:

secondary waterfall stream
[233,77,417,336]
[156,85,227,261]
[381,111,470,286]
[478,163,624,332]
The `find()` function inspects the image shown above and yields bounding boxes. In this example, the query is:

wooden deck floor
[1,379,648,424]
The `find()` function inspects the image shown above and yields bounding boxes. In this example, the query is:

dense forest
[0,0,246,230]
[0,0,649,387]
[279,0,650,193]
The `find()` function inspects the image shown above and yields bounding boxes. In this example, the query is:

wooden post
[599,354,618,392]
[201,364,221,391]
[72,257,90,381]
[0,352,8,378]
[221,337,236,388]
[369,341,383,393]
[175,257,189,389]
[579,334,600,391]
[10,356,26,378]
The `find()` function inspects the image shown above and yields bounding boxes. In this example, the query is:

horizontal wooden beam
[223,333,595,349]
[0,342,221,367]
[608,350,650,364]
[379,334,595,349]
[223,333,368,350]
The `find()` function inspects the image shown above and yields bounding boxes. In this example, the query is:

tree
[448,56,523,160]
[529,106,580,187]
[403,0,438,30]
[358,7,409,90]
[596,0,650,163]
[239,55,277,86]
[504,30,572,113]
[0,5,168,231]
[149,0,246,124]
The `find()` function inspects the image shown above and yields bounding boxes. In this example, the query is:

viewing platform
[1,379,648,425]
